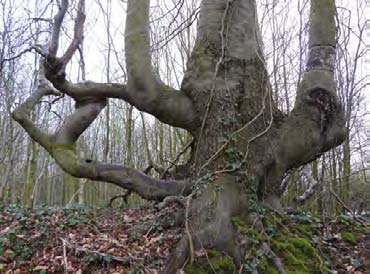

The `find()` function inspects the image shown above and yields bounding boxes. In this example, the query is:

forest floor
[0,203,369,274]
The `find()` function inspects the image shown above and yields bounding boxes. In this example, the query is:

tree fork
[165,0,345,271]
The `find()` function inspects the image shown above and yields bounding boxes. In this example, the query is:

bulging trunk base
[165,174,256,273]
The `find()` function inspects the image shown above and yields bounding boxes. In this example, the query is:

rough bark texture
[12,0,346,272]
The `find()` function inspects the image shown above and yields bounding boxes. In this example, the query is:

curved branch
[124,0,198,131]
[125,0,155,89]
[12,89,192,200]
[11,87,58,150]
[60,0,85,65]
[54,98,106,144]
[49,0,69,56]
[39,0,197,131]
[42,76,197,130]
[261,0,346,200]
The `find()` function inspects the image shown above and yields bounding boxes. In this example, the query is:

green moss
[285,251,307,271]
[232,210,367,274]
[231,211,361,274]
[290,238,316,257]
[232,217,247,234]
[271,235,321,273]
[258,257,279,274]
[294,224,315,236]
[341,232,356,245]
[184,250,235,274]
[50,143,81,175]
[271,239,290,251]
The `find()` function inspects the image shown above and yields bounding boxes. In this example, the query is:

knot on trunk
[44,55,66,82]
[306,88,338,134]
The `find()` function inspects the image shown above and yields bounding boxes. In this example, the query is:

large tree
[12,0,346,272]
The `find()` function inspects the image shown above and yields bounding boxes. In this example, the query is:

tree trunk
[165,0,346,271]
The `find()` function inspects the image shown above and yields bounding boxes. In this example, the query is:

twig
[185,194,194,264]
[0,47,33,71]
[60,237,130,265]
[160,141,193,179]
[61,238,68,274]
[329,187,366,227]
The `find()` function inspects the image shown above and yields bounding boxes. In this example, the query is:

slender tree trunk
[23,139,37,206]
[342,137,351,204]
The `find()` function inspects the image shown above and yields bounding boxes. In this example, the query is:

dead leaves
[0,204,182,273]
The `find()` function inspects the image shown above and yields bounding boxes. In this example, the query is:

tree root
[127,205,185,236]
[107,190,132,207]
[260,242,285,274]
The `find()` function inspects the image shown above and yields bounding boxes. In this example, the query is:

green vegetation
[184,250,236,274]
[188,210,367,273]
[341,232,356,245]
[0,204,368,273]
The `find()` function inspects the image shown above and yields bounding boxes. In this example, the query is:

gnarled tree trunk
[12,0,346,272]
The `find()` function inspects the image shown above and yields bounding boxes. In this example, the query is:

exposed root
[260,242,285,274]
[185,194,195,264]
[107,190,132,207]
[127,206,184,236]
[329,187,366,227]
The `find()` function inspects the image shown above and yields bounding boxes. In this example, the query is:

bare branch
[124,0,198,131]
[0,48,33,72]
[49,0,68,56]
[60,0,85,65]
[54,98,106,144]
[12,89,191,200]
[108,191,132,206]
[295,167,320,204]
[30,0,198,131]
[125,0,155,90]
[11,87,58,150]
[329,188,366,227]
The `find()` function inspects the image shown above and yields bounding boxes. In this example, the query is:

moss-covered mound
[185,210,368,273]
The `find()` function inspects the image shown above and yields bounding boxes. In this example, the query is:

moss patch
[341,232,356,245]
[232,211,367,274]
[184,249,235,274]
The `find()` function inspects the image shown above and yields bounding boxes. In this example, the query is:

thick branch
[60,0,85,65]
[44,77,197,130]
[49,0,68,56]
[37,0,197,131]
[309,0,336,48]
[54,98,106,145]
[125,0,155,89]
[278,0,344,165]
[196,0,263,60]
[263,0,345,199]
[11,87,57,150]
[12,89,191,200]
[13,0,197,202]
[124,0,198,131]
